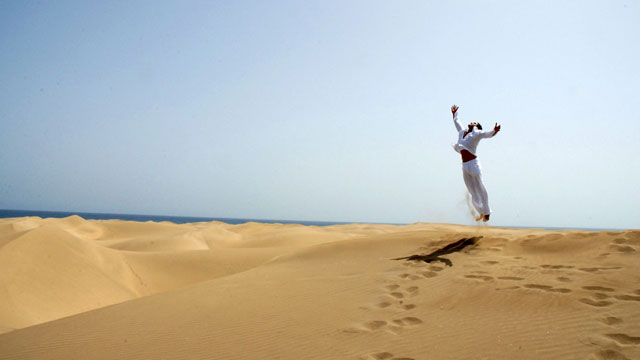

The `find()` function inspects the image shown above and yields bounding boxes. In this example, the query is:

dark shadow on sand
[393,236,482,267]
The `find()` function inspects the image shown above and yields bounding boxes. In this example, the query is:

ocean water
[0,209,627,231]
[0,209,351,226]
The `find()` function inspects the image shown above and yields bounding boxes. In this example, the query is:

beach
[0,216,638,360]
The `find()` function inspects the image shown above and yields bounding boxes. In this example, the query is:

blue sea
[0,209,352,226]
[0,209,628,231]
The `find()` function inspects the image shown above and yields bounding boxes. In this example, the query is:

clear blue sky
[1,1,638,229]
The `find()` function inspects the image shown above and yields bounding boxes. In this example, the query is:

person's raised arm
[479,122,501,138]
[451,105,462,132]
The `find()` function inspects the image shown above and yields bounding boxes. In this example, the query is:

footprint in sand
[360,316,423,334]
[523,284,572,293]
[362,352,415,360]
[605,333,640,345]
[385,284,420,301]
[583,286,615,292]
[385,284,407,301]
[550,288,572,293]
[579,298,613,307]
[614,294,640,302]
[392,317,423,327]
[398,273,421,281]
[364,320,387,331]
[609,244,636,253]
[464,274,493,282]
[400,264,444,280]
[419,271,438,278]
[497,276,524,281]
[541,264,575,269]
[600,316,623,326]
[375,301,392,309]
[578,267,622,273]
[523,284,551,290]
[402,261,427,268]
[480,260,499,265]
[405,286,419,296]
[365,352,394,360]
[595,349,631,360]
[556,276,572,283]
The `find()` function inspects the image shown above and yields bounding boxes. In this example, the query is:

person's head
[468,122,482,131]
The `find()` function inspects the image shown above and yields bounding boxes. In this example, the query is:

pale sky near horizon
[1,1,639,229]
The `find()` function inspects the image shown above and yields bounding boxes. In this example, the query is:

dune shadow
[393,237,482,267]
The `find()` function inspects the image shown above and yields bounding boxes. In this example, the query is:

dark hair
[476,123,483,130]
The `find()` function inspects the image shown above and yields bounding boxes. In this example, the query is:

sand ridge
[0,216,638,359]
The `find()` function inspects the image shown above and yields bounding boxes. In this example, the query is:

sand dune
[0,216,638,359]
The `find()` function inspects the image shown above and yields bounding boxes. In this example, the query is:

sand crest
[0,216,638,359]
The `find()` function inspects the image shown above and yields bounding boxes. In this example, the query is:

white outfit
[452,111,495,216]
[462,159,490,216]
[452,112,495,154]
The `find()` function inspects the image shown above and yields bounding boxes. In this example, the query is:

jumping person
[451,105,501,222]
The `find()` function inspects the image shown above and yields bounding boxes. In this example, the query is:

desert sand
[0,215,638,360]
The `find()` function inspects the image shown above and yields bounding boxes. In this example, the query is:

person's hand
[451,104,459,115]
[494,123,501,134]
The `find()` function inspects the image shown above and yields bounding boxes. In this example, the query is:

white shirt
[452,111,495,156]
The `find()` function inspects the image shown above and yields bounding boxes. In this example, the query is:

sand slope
[0,217,638,359]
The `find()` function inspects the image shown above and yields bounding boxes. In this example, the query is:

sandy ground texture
[0,216,639,360]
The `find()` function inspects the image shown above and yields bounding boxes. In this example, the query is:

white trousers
[462,159,491,216]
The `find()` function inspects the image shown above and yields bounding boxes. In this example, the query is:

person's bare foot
[483,214,490,222]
